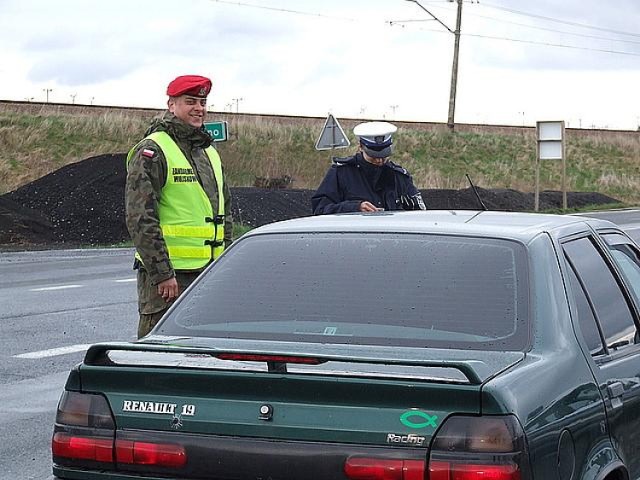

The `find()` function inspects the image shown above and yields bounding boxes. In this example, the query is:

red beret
[166,75,212,98]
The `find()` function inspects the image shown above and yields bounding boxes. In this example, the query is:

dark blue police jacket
[311,153,424,215]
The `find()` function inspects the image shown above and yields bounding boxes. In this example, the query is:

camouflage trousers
[136,268,201,338]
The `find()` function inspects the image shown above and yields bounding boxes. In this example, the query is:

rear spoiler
[84,342,488,384]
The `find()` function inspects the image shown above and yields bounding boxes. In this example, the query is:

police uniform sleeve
[406,179,427,210]
[125,140,175,284]
[390,163,427,211]
[311,165,362,215]
[399,180,427,211]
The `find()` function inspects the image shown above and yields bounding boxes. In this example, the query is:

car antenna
[466,174,488,211]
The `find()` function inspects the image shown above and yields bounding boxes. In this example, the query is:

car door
[562,232,640,480]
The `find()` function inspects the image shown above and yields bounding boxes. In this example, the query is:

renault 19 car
[52,210,640,480]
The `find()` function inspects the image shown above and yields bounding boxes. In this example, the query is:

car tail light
[427,415,529,480]
[56,391,115,428]
[344,457,425,480]
[116,440,187,468]
[52,433,113,462]
[216,353,323,364]
[53,390,187,470]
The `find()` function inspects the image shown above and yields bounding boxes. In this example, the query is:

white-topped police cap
[353,121,398,158]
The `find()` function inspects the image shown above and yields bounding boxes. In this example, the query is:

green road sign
[204,121,228,142]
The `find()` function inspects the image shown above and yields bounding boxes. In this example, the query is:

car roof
[246,210,617,243]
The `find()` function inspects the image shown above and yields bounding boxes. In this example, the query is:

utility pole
[406,0,463,130]
[232,97,243,114]
[43,88,53,103]
[447,0,463,130]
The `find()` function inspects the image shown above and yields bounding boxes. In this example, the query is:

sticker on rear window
[400,410,438,429]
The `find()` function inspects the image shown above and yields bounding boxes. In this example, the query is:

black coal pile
[0,153,620,248]
[2,154,128,247]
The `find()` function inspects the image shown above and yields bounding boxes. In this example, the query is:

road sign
[204,121,228,142]
[315,114,350,150]
[535,120,567,211]
[537,121,564,160]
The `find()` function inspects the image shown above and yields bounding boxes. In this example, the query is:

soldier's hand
[359,201,383,212]
[157,277,179,303]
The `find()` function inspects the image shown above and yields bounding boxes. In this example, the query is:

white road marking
[115,278,136,283]
[14,344,92,359]
[29,284,83,292]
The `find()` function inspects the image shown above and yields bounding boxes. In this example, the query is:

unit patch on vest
[172,167,197,183]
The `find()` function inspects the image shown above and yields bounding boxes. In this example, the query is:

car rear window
[158,233,529,351]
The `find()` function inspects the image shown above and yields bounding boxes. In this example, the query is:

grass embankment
[1,110,640,205]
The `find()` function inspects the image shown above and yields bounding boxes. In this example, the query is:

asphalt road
[1,208,639,480]
[0,248,137,480]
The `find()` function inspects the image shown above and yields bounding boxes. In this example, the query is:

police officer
[125,74,233,338]
[311,121,426,214]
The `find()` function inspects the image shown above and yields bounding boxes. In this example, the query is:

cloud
[0,0,638,128]
[457,0,640,71]
[28,53,138,86]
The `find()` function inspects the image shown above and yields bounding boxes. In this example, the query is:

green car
[52,211,640,480]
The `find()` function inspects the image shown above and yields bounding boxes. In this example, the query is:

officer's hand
[158,277,179,303]
[360,201,383,212]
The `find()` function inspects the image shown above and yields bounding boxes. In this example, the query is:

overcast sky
[1,0,639,129]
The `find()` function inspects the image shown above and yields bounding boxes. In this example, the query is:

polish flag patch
[142,148,155,158]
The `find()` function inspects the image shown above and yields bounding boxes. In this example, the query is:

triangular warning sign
[315,114,350,151]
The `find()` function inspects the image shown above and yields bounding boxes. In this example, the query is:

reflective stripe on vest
[126,131,226,270]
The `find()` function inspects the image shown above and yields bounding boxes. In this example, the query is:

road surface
[2,209,640,479]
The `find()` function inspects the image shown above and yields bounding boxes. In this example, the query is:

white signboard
[538,121,563,141]
[539,141,563,160]
[535,120,567,210]
[537,121,565,160]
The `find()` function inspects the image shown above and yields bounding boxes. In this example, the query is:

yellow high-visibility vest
[127,131,225,269]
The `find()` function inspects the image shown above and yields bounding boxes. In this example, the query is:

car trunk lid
[79,341,523,447]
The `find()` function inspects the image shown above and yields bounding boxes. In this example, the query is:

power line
[391,20,640,57]
[210,0,640,57]
[412,2,640,46]
[462,10,640,46]
[479,1,640,39]
[206,0,356,21]
[464,32,640,57]
[391,6,640,57]
[404,0,454,33]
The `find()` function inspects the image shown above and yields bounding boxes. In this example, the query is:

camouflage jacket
[125,112,233,285]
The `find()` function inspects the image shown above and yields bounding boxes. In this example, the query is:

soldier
[311,121,426,215]
[125,74,233,338]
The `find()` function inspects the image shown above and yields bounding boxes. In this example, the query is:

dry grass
[2,108,640,206]
[0,111,148,192]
